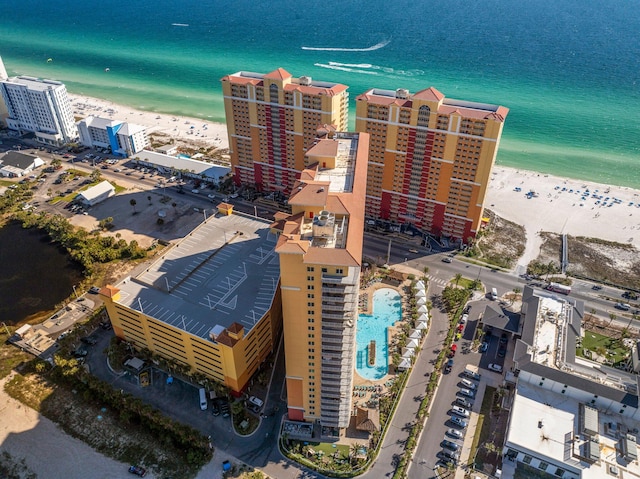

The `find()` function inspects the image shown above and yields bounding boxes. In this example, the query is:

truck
[546,283,571,295]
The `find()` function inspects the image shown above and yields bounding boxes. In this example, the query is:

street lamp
[72,285,78,298]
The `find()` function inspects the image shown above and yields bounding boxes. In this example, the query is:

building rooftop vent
[396,88,409,99]
[300,76,312,86]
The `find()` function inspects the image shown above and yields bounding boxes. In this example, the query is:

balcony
[322,285,357,295]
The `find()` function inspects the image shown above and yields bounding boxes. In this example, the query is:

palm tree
[454,273,462,286]
[607,312,617,328]
[130,198,137,213]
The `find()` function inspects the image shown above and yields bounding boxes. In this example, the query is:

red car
[457,323,464,333]
[449,344,457,357]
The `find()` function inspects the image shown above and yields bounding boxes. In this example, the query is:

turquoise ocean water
[1,0,639,187]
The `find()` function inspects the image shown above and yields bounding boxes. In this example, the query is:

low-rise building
[0,150,44,177]
[77,116,149,157]
[134,150,231,185]
[503,286,640,478]
[75,180,115,206]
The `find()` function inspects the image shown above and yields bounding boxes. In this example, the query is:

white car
[460,314,468,324]
[191,189,200,194]
[459,388,475,398]
[488,363,503,373]
[207,194,216,199]
[451,405,470,417]
[446,428,463,439]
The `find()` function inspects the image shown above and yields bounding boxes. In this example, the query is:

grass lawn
[577,330,630,365]
[0,330,32,380]
[470,386,494,469]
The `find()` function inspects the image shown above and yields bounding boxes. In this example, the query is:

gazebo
[355,407,380,432]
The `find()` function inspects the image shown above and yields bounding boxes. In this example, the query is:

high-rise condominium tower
[221,69,349,194]
[275,128,368,430]
[355,87,508,241]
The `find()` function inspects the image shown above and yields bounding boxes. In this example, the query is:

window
[307,293,315,299]
[539,462,548,471]
[554,468,564,477]
[307,285,314,290]
[307,266,315,272]
[336,268,343,274]
[307,302,314,307]
[308,318,314,323]
[307,276,314,281]
[523,455,532,464]
[308,310,314,315]
[308,326,315,331]
[322,268,327,273]
[308,334,314,338]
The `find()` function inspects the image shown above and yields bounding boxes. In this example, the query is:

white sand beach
[68,93,229,150]
[66,93,640,269]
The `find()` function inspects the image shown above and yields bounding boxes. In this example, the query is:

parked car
[451,405,470,417]
[449,344,457,357]
[211,401,220,416]
[440,449,459,461]
[459,388,475,399]
[500,332,508,344]
[89,286,100,294]
[463,305,471,315]
[73,347,88,358]
[479,342,489,353]
[444,358,454,373]
[488,363,503,373]
[498,345,507,358]
[446,428,463,439]
[460,378,477,390]
[442,439,460,451]
[207,194,216,199]
[456,397,472,409]
[449,415,467,428]
[80,336,97,345]
[128,465,147,477]
[99,320,112,330]
[442,257,453,263]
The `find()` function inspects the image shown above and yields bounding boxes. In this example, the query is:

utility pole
[386,239,392,265]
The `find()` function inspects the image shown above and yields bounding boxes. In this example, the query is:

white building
[0,150,44,177]
[77,116,149,157]
[0,58,78,145]
[503,286,640,478]
[134,150,231,185]
[75,180,115,206]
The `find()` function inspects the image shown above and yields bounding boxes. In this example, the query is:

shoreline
[65,92,640,254]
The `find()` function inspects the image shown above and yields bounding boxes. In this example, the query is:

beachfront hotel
[273,128,368,430]
[502,286,640,478]
[221,69,349,193]
[0,57,78,146]
[77,116,149,157]
[355,87,508,241]
[99,210,282,394]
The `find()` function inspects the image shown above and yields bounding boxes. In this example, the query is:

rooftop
[506,382,640,478]
[3,76,65,92]
[113,213,280,339]
[0,150,40,169]
[355,87,509,122]
[515,286,639,406]
[222,70,348,95]
[136,150,230,181]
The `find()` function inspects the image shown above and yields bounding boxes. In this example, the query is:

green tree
[453,273,462,286]
[90,169,102,182]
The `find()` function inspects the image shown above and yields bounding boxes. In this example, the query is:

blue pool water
[177,154,191,159]
[356,288,402,380]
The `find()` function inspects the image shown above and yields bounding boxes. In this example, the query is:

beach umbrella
[409,330,421,340]
[415,280,425,289]
[418,313,428,322]
[417,305,428,314]
[416,290,426,299]
[398,358,411,371]
[406,338,419,349]
[415,321,427,331]
[416,297,427,306]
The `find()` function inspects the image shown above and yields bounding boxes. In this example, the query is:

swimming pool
[356,288,402,380]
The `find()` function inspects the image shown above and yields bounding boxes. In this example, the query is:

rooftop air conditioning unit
[396,88,409,99]
[300,76,312,86]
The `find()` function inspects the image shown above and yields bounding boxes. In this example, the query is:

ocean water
[1,0,639,187]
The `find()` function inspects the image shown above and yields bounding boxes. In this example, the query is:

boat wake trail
[171,23,189,27]
[315,62,425,77]
[302,38,391,52]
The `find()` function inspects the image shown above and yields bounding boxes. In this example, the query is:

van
[199,388,208,410]
[490,288,498,300]
[462,368,481,381]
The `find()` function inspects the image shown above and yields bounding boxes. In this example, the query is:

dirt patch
[471,210,526,269]
[69,189,204,249]
[531,233,640,290]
